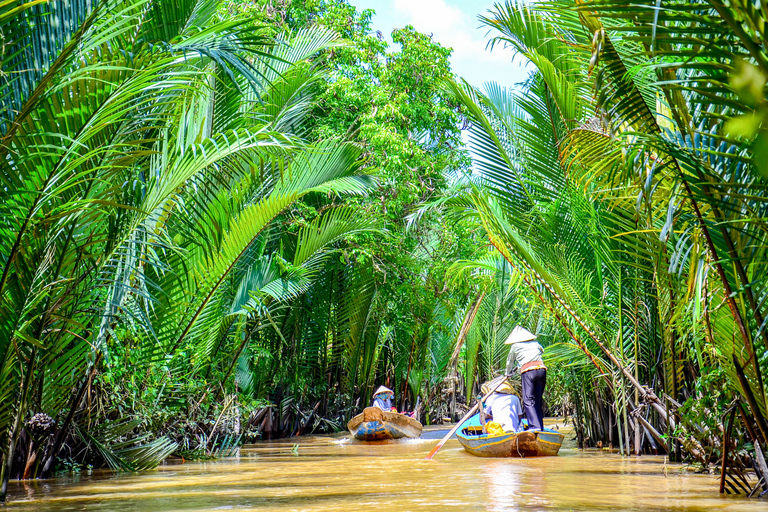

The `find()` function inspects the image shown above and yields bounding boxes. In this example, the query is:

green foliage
[0,1,493,491]
[676,367,732,455]
[0,0,385,489]
[442,0,768,466]
[8,0,767,491]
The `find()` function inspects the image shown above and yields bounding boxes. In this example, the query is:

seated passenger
[480,378,523,433]
[371,385,396,412]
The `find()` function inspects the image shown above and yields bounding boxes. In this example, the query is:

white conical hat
[373,385,394,397]
[481,376,517,395]
[504,326,537,344]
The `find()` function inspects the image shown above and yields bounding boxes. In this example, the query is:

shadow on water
[4,419,766,511]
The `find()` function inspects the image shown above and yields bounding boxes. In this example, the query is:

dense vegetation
[453,0,768,489]
[1,0,767,501]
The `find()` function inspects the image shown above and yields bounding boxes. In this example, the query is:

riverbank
[4,422,764,511]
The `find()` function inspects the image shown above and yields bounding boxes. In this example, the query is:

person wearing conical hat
[479,376,523,433]
[371,385,395,412]
[504,326,547,430]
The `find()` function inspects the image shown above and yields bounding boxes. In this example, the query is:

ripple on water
[4,425,766,511]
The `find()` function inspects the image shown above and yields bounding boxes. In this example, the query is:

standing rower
[504,326,547,431]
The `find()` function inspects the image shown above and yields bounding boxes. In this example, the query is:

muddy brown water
[4,419,766,511]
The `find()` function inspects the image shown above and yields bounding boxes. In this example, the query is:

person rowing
[504,326,547,431]
[371,385,415,417]
[371,385,396,411]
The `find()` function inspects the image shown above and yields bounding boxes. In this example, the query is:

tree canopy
[1,0,767,500]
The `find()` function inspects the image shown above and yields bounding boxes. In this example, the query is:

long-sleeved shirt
[505,340,545,375]
[372,396,392,411]
[483,393,523,432]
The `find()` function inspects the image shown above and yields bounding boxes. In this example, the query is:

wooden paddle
[425,375,509,459]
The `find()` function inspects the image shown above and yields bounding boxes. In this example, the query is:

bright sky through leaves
[349,0,530,89]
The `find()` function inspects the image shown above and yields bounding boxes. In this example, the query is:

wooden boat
[347,407,423,441]
[456,414,564,457]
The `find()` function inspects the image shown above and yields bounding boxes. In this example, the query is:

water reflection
[482,460,522,511]
[4,424,765,511]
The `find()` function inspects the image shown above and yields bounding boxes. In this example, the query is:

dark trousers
[521,368,546,430]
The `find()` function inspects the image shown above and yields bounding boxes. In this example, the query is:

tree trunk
[39,353,101,480]
[1,347,37,501]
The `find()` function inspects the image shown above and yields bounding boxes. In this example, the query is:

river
[4,420,765,511]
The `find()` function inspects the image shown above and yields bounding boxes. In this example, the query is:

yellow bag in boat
[485,421,505,435]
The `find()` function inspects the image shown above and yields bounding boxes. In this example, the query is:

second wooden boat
[456,414,564,457]
[347,407,423,441]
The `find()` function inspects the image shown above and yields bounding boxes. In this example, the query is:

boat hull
[456,414,564,457]
[347,407,423,441]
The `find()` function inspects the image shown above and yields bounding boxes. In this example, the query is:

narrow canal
[5,421,765,511]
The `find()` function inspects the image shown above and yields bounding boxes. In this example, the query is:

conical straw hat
[481,376,517,396]
[373,385,394,397]
[504,325,537,344]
